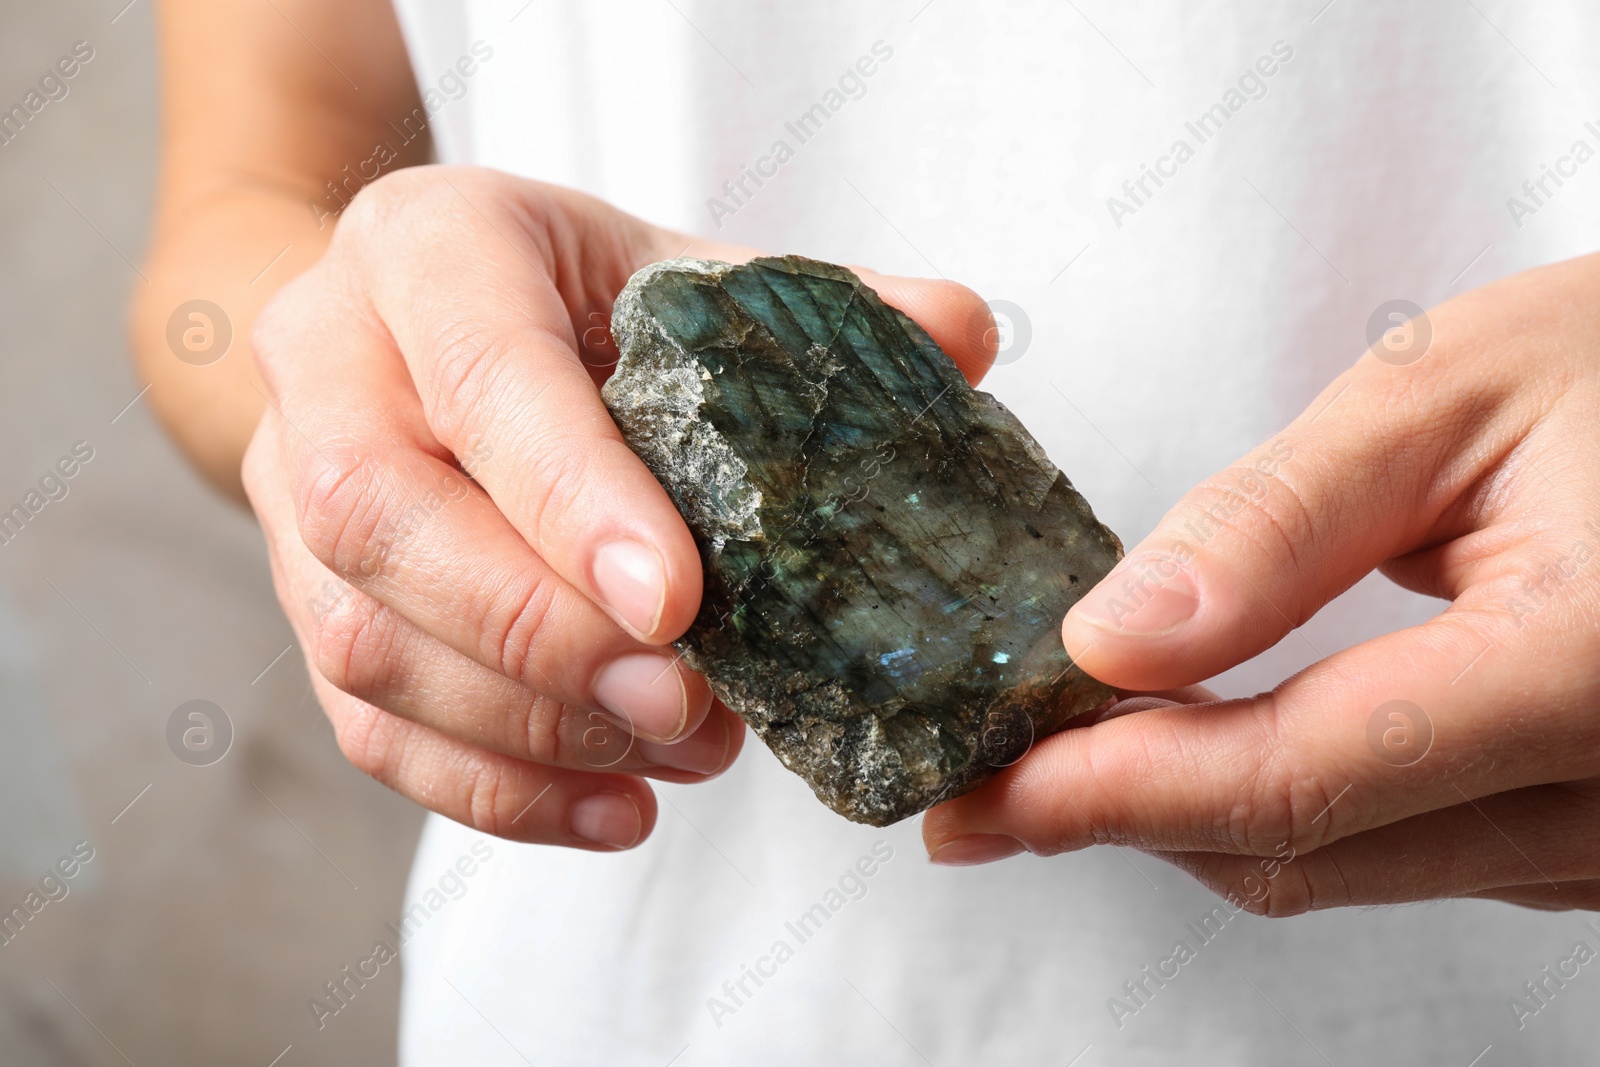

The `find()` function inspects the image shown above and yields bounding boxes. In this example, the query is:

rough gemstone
[601,255,1122,825]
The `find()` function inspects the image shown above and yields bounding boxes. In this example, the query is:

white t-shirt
[389,3,1600,1063]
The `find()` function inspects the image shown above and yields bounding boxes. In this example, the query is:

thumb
[1060,369,1449,691]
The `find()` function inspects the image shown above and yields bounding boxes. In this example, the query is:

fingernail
[638,713,730,774]
[928,834,1025,867]
[1073,554,1198,635]
[593,540,667,638]
[593,651,695,742]
[570,792,642,849]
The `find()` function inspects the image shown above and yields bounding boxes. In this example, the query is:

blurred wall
[0,3,423,1063]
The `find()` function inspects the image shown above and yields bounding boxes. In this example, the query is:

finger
[302,587,742,782]
[334,171,748,646]
[249,424,742,796]
[1059,326,1515,691]
[925,607,1600,860]
[250,437,658,850]
[923,685,1218,868]
[1152,781,1600,916]
[1469,880,1600,911]
[288,436,716,744]
[312,669,658,849]
[253,260,713,745]
[1079,685,1220,725]
[303,580,742,781]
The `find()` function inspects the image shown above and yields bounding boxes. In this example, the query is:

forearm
[132,188,330,502]
[137,0,427,503]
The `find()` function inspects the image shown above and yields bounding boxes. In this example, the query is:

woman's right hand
[243,166,994,850]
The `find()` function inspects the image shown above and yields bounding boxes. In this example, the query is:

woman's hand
[926,253,1600,913]
[246,166,993,850]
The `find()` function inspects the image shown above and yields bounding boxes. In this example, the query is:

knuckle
[520,436,600,548]
[331,702,402,784]
[1225,750,1340,857]
[337,166,513,258]
[514,693,569,765]
[1072,724,1163,849]
[335,167,443,246]
[423,322,577,458]
[1180,472,1317,604]
[1241,849,1349,918]
[1240,861,1316,918]
[468,671,567,766]
[328,671,551,843]
[424,323,523,445]
[295,448,396,583]
[462,761,521,838]
[311,593,400,702]
[1189,847,1327,919]
[1232,888,1271,917]
[487,571,561,687]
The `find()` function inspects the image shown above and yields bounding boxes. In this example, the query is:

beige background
[0,2,423,1063]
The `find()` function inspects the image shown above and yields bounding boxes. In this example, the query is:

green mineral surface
[601,255,1121,825]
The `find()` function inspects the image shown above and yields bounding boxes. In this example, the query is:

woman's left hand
[925,253,1600,915]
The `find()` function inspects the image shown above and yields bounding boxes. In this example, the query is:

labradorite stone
[601,255,1121,825]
